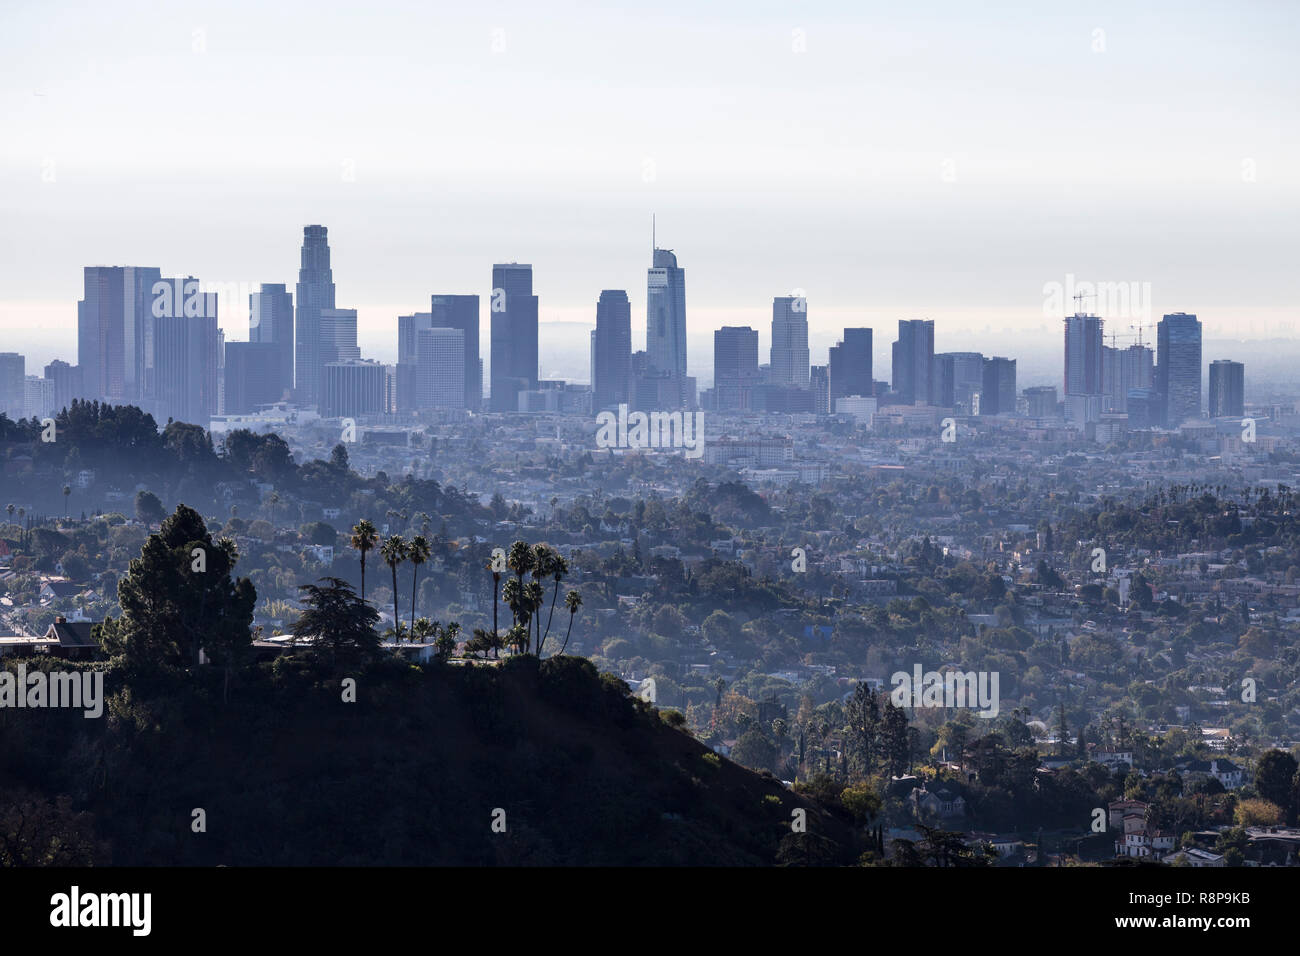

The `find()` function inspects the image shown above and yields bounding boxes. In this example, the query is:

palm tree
[62,485,71,519]
[408,534,431,633]
[526,580,545,655]
[349,519,379,600]
[488,557,502,648]
[438,621,460,660]
[502,577,524,631]
[412,616,435,644]
[380,535,408,640]
[558,590,582,655]
[540,551,569,652]
[5,504,13,526]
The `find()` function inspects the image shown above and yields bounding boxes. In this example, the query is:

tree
[380,535,408,640]
[487,556,502,649]
[539,548,569,656]
[134,490,165,526]
[506,540,535,649]
[96,504,256,685]
[292,576,381,666]
[349,519,379,600]
[558,589,582,655]
[62,484,71,519]
[1254,750,1299,824]
[437,622,460,660]
[407,534,431,634]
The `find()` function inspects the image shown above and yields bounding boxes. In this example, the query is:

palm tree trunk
[543,579,560,643]
[391,564,400,643]
[360,554,366,601]
[411,563,419,636]
[559,613,575,655]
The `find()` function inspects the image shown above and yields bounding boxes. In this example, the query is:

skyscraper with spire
[646,219,687,408]
[294,225,336,405]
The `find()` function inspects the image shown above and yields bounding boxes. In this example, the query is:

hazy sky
[2,0,1297,381]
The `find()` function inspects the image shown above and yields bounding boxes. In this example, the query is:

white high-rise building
[416,327,466,409]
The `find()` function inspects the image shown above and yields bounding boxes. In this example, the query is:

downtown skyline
[3,1,1298,375]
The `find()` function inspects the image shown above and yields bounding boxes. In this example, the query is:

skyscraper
[828,328,872,404]
[0,353,24,418]
[714,326,759,412]
[932,351,985,413]
[250,283,294,403]
[1208,359,1245,418]
[592,290,632,411]
[770,296,810,387]
[430,294,481,410]
[647,241,687,408]
[224,342,282,414]
[43,360,83,415]
[320,309,361,365]
[150,277,219,425]
[1063,314,1104,397]
[1101,343,1153,413]
[77,265,162,402]
[1156,312,1202,426]
[981,356,1016,416]
[892,319,934,405]
[322,360,388,419]
[396,312,433,413]
[490,263,538,411]
[416,327,466,409]
[809,365,830,416]
[294,225,336,405]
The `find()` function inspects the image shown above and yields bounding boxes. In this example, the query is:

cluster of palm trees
[346,521,581,660]
[495,540,582,658]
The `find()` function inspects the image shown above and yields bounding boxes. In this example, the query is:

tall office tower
[980,357,1016,416]
[320,309,361,364]
[0,353,24,417]
[714,326,760,412]
[223,342,282,415]
[828,328,873,403]
[294,225,336,405]
[592,290,632,411]
[250,283,294,402]
[396,312,433,413]
[1208,360,1245,418]
[151,277,219,425]
[647,242,687,407]
[1156,312,1202,426]
[1063,314,1105,397]
[1024,385,1059,419]
[431,294,481,410]
[1101,343,1153,412]
[809,364,831,416]
[891,319,934,404]
[77,265,162,402]
[322,360,388,418]
[770,296,810,387]
[932,354,956,408]
[415,327,466,409]
[941,352,985,414]
[43,360,83,415]
[23,376,55,420]
[489,263,538,411]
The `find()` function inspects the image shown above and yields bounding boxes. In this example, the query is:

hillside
[0,654,862,866]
